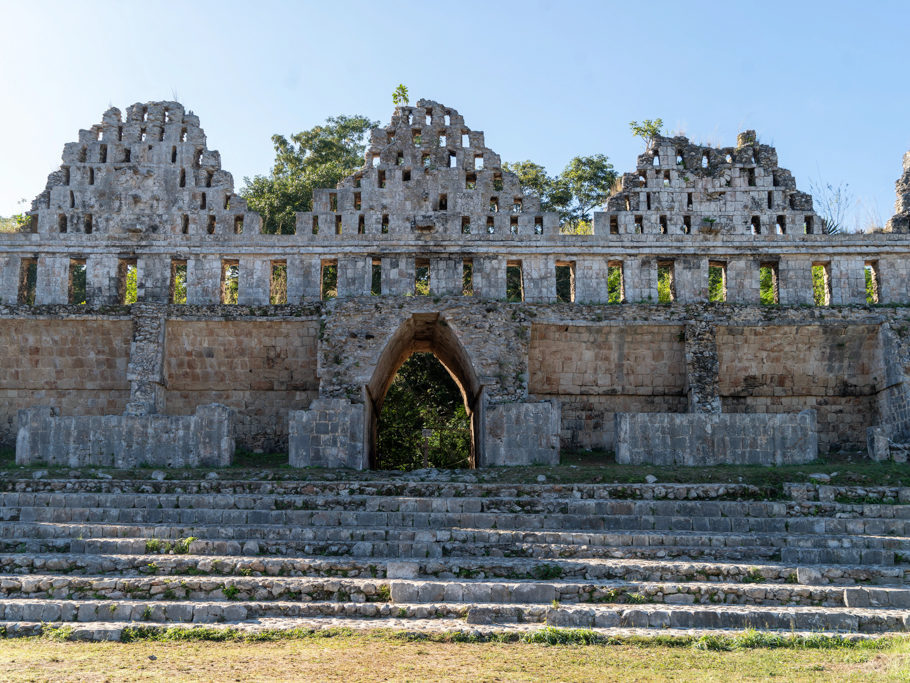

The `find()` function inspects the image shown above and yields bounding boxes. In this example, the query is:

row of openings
[643,165,762,186]
[609,212,815,235]
[19,258,883,308]
[55,211,243,235]
[654,148,760,168]
[75,135,194,164]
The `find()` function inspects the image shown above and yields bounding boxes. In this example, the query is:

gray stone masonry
[289,399,365,469]
[4,99,910,467]
[16,403,234,468]
[615,409,818,466]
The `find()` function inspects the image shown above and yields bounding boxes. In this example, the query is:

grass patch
[1,627,907,683]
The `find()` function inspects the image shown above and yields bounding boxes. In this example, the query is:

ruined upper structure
[6,98,910,469]
[3,97,910,310]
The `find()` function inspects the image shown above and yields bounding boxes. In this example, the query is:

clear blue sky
[1,0,907,229]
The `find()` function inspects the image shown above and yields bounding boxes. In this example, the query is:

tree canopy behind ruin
[503,155,616,234]
[241,115,378,234]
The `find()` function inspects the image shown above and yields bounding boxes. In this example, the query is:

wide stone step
[5,521,906,554]
[0,598,905,633]
[4,572,910,608]
[2,552,906,586]
[4,490,909,524]
[1,535,891,566]
[7,504,909,536]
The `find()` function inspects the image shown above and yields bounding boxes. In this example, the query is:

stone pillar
[137,254,171,303]
[778,256,813,306]
[85,254,119,305]
[338,256,370,297]
[726,258,759,304]
[34,255,69,304]
[831,257,866,305]
[0,254,20,304]
[187,256,221,304]
[430,257,461,296]
[238,257,270,305]
[684,321,721,414]
[125,303,167,415]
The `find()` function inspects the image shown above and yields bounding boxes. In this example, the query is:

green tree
[376,353,471,470]
[503,155,616,233]
[241,115,378,234]
[392,84,409,106]
[629,118,664,149]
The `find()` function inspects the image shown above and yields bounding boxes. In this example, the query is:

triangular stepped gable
[600,131,820,237]
[297,99,560,238]
[26,101,258,237]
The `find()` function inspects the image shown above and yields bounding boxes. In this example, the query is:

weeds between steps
[102,625,908,651]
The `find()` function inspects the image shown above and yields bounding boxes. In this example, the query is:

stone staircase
[0,475,909,640]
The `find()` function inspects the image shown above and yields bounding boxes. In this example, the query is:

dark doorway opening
[375,352,471,470]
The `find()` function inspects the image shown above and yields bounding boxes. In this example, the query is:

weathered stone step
[2,552,906,586]
[4,572,910,608]
[6,521,906,555]
[7,504,909,536]
[2,535,890,566]
[0,598,905,633]
[0,479,790,501]
[1,617,897,642]
[4,491,909,523]
[539,603,910,634]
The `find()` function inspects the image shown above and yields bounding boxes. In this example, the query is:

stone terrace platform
[0,464,909,641]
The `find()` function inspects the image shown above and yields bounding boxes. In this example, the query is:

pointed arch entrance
[365,312,483,469]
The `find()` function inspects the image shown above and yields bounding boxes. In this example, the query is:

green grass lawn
[0,629,908,682]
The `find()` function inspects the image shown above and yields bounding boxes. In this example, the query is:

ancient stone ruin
[4,98,910,467]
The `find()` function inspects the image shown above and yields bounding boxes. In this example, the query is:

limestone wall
[528,323,687,450]
[164,319,320,451]
[0,316,131,445]
[716,325,882,450]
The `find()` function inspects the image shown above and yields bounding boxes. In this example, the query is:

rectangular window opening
[535,216,543,235]
[84,214,93,234]
[334,214,342,235]
[270,261,288,305]
[205,171,213,188]
[312,215,319,235]
[58,214,67,233]
[402,169,411,182]
[381,214,389,233]
[486,216,495,234]
[118,259,138,305]
[812,262,831,306]
[438,193,448,211]
[171,260,187,304]
[683,215,691,234]
[465,172,476,190]
[329,193,337,211]
[207,215,216,234]
[687,192,693,208]
[865,261,880,304]
[223,194,231,210]
[68,259,87,305]
[747,167,756,186]
[708,261,727,303]
[489,196,499,212]
[555,261,576,303]
[200,192,207,210]
[371,259,382,296]
[99,144,107,163]
[353,192,362,210]
[751,216,761,235]
[634,215,643,234]
[506,261,524,302]
[358,215,365,234]
[89,167,95,185]
[462,259,473,296]
[221,260,239,305]
[378,170,386,188]
[609,215,619,234]
[233,215,244,234]
[657,261,675,303]
[321,260,338,300]
[512,197,523,213]
[474,154,484,170]
[171,146,177,163]
[804,215,814,234]
[181,214,189,234]
[461,132,470,147]
[461,216,471,234]
[179,168,186,188]
[415,258,430,296]
[607,261,624,304]
[776,215,786,235]
[659,215,668,234]
[759,262,779,305]
[18,258,37,305]
[510,216,518,234]
[448,151,457,168]
[767,191,774,209]
[493,172,503,191]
